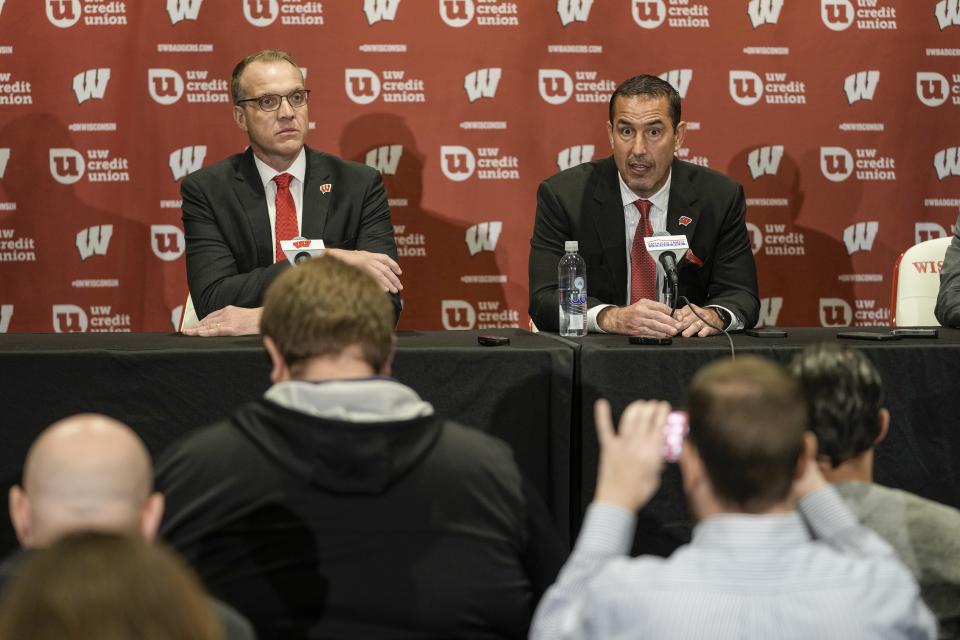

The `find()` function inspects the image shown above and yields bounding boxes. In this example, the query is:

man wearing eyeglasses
[181,49,402,336]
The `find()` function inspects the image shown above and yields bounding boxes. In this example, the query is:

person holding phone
[531,356,935,640]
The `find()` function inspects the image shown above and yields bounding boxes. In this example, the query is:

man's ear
[674,120,687,150]
[233,105,247,132]
[9,486,32,548]
[875,408,890,445]
[263,335,289,383]
[679,443,703,497]
[379,336,397,377]
[795,431,818,481]
[606,119,615,149]
[139,492,165,542]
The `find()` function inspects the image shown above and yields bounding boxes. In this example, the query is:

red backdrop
[1,0,958,332]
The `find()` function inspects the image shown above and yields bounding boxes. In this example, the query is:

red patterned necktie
[629,199,656,304]
[273,172,299,263]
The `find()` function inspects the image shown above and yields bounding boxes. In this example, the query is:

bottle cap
[564,241,579,252]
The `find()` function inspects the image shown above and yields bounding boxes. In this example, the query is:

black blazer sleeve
[529,180,572,333]
[181,170,289,319]
[936,213,960,327]
[322,165,402,322]
[691,182,759,328]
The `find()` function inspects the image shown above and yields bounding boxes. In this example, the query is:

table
[0,329,575,554]
[3,327,959,560]
[570,327,960,555]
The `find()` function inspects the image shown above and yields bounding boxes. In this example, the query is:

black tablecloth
[3,327,959,559]
[0,329,574,553]
[569,327,960,556]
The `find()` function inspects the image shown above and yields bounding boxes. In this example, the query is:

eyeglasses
[235,89,310,112]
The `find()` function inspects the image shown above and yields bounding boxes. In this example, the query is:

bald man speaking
[2,414,255,640]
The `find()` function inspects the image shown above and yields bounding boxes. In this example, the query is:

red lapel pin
[320,183,332,194]
[679,215,693,227]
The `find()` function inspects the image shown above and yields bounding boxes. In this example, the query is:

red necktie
[273,173,299,263]
[630,199,656,304]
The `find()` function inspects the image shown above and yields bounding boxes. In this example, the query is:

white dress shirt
[587,168,742,333]
[252,147,307,259]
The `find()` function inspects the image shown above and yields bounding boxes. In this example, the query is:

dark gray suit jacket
[182,146,400,321]
[936,213,960,327]
[528,157,759,332]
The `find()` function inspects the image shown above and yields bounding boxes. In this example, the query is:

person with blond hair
[0,532,221,640]
[158,256,563,639]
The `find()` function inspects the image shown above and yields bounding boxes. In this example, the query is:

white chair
[179,293,200,332]
[890,236,952,326]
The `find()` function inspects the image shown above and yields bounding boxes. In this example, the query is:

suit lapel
[301,147,332,240]
[590,158,628,303]
[234,148,273,266]
[666,159,700,242]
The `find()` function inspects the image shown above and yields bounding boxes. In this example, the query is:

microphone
[643,231,689,290]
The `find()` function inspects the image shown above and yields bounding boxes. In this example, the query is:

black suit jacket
[529,157,759,332]
[936,211,960,327]
[182,146,400,320]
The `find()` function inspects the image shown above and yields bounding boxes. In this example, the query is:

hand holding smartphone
[662,411,688,462]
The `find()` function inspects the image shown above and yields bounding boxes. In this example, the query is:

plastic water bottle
[558,240,587,337]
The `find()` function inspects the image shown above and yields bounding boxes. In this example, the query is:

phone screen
[662,411,688,462]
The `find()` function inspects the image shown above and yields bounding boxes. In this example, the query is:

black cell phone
[889,328,938,338]
[836,331,901,341]
[744,328,788,338]
[477,334,510,346]
[629,336,672,345]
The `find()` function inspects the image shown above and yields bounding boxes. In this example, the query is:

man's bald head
[10,414,164,548]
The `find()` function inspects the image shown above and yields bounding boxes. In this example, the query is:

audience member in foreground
[531,356,936,639]
[0,532,220,640]
[157,256,564,639]
[791,342,960,637]
[3,414,255,640]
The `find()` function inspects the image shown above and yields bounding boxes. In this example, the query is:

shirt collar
[617,164,672,213]
[252,146,307,189]
[691,511,810,550]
